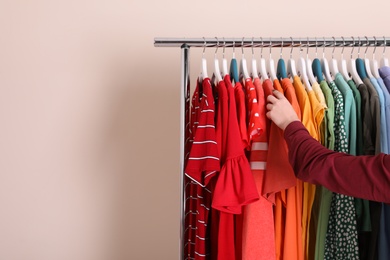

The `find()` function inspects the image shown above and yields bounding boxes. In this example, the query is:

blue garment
[379,66,390,93]
[376,77,390,153]
[370,77,388,154]
[377,76,390,260]
[334,73,357,155]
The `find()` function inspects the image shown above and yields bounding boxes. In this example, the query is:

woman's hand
[266,90,300,130]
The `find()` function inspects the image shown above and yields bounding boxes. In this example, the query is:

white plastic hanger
[240,37,250,80]
[199,37,208,81]
[364,36,374,78]
[349,36,364,85]
[306,38,317,84]
[371,36,380,78]
[380,36,389,67]
[297,39,312,91]
[259,37,268,80]
[322,38,333,83]
[340,36,351,81]
[213,37,223,83]
[251,37,259,79]
[330,37,339,77]
[222,38,229,76]
[268,39,277,81]
[287,37,297,77]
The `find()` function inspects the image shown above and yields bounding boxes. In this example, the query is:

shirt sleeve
[284,121,390,204]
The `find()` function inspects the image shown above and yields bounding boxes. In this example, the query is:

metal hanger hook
[358,36,361,58]
[323,37,326,58]
[202,37,206,58]
[290,37,294,58]
[260,37,264,58]
[306,37,309,59]
[383,36,386,58]
[315,37,318,58]
[351,36,355,59]
[373,36,377,59]
[241,37,245,56]
[332,36,336,59]
[222,37,226,58]
[364,36,369,58]
[215,37,219,55]
[299,38,303,56]
[341,36,345,59]
[280,37,283,58]
[251,37,255,57]
[269,39,272,59]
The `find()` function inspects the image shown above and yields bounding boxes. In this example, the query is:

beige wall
[0,0,389,259]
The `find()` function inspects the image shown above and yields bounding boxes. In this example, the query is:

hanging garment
[213,75,259,260]
[309,80,334,260]
[324,80,360,260]
[346,79,372,258]
[376,76,390,260]
[280,78,303,260]
[379,66,390,93]
[184,78,220,259]
[241,78,276,260]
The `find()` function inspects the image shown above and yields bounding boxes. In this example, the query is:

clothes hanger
[306,37,317,84]
[329,36,340,77]
[268,39,277,81]
[356,37,368,80]
[240,37,250,80]
[312,37,325,83]
[287,37,298,77]
[371,36,380,78]
[297,39,312,91]
[277,38,287,80]
[199,37,208,81]
[259,37,269,80]
[349,36,364,85]
[322,37,333,83]
[380,36,389,67]
[364,36,374,78]
[222,37,229,76]
[213,37,223,83]
[251,37,259,79]
[340,36,351,81]
[230,40,240,83]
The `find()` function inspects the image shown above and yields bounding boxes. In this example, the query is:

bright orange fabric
[262,79,298,201]
[280,78,303,260]
[293,76,319,260]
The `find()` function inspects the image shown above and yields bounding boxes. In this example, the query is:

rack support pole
[179,44,189,260]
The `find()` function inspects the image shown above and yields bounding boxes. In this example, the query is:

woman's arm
[267,90,390,203]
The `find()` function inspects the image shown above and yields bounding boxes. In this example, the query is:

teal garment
[324,81,360,260]
[347,79,363,155]
[334,73,357,155]
[319,80,335,150]
[370,77,388,154]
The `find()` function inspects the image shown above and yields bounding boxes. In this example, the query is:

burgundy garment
[284,121,390,204]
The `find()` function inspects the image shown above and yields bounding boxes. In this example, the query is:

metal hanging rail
[154,36,390,260]
[154,36,390,48]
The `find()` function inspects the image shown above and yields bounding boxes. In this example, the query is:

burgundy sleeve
[284,121,390,204]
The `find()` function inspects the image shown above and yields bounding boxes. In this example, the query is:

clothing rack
[154,36,390,260]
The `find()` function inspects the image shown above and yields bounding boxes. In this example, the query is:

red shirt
[213,75,259,260]
[184,78,220,259]
[285,121,390,203]
[185,78,220,187]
